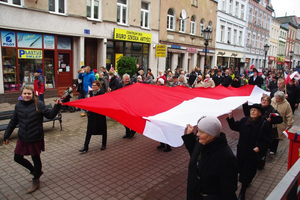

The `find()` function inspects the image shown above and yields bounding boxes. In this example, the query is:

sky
[271,0,300,17]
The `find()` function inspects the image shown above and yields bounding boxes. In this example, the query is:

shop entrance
[57,52,72,87]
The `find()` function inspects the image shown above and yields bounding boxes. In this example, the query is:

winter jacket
[4,100,61,142]
[182,133,238,200]
[271,98,294,139]
[34,75,44,96]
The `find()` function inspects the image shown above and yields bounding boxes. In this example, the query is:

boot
[27,179,40,194]
[79,146,88,153]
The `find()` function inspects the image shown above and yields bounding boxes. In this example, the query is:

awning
[167,48,187,54]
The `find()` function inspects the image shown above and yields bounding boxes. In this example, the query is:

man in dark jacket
[188,68,197,87]
[249,68,263,88]
[182,116,238,200]
[222,69,232,87]
[286,79,300,113]
[213,69,224,86]
[268,74,278,92]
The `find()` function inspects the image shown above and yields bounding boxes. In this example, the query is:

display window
[2,48,17,91]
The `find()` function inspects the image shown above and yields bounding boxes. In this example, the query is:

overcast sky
[271,0,300,17]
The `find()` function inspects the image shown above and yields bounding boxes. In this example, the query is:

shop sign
[84,29,90,35]
[202,49,210,53]
[18,49,43,59]
[114,28,151,44]
[1,30,16,47]
[171,45,181,49]
[277,61,282,65]
[17,32,42,48]
[277,57,285,62]
[187,48,197,53]
[115,53,123,71]
[57,37,71,50]
[44,35,55,49]
[268,56,276,61]
[155,45,166,57]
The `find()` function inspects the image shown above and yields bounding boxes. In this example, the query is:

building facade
[268,18,280,68]
[0,0,160,99]
[244,0,273,70]
[158,0,218,73]
[215,0,247,72]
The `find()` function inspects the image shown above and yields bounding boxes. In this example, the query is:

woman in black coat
[79,80,107,152]
[182,116,238,200]
[3,86,61,194]
[227,104,272,200]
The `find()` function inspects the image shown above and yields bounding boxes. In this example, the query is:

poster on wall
[17,32,42,48]
[115,53,123,72]
[1,30,16,47]
[44,35,55,49]
[57,37,71,50]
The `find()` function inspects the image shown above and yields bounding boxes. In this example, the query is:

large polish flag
[65,83,269,147]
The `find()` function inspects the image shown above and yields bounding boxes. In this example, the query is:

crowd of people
[3,64,299,197]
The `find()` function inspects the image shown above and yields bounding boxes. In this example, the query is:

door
[57,52,72,87]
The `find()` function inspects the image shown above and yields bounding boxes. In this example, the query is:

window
[239,31,242,45]
[258,12,262,26]
[200,18,205,36]
[49,0,66,14]
[190,15,196,35]
[233,29,237,45]
[0,0,22,6]
[179,11,187,33]
[249,7,252,23]
[167,8,175,30]
[208,21,213,38]
[87,0,101,20]
[254,10,257,24]
[229,0,232,14]
[227,27,231,44]
[222,0,226,11]
[221,25,225,42]
[191,0,198,6]
[257,35,260,48]
[252,33,256,46]
[235,2,239,17]
[141,2,150,28]
[247,32,250,45]
[117,0,128,24]
[241,4,244,20]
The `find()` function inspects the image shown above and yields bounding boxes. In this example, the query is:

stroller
[60,84,77,113]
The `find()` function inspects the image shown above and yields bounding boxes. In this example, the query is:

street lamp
[203,27,212,75]
[289,50,294,70]
[263,44,269,69]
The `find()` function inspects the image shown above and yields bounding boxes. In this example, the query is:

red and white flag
[284,71,300,85]
[65,83,269,147]
[250,64,255,70]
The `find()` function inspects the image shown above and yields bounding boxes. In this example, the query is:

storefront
[268,56,276,69]
[1,29,73,92]
[216,51,242,71]
[106,28,151,72]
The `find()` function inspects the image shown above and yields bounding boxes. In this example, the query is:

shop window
[19,59,43,89]
[141,2,150,28]
[167,8,175,31]
[125,42,132,53]
[117,0,128,25]
[0,0,22,6]
[115,42,124,53]
[107,41,114,52]
[87,0,102,21]
[44,51,55,89]
[2,48,17,91]
[190,15,196,35]
[49,0,66,15]
[132,43,142,52]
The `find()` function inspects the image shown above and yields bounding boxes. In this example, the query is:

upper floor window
[254,10,257,24]
[239,31,242,45]
[87,0,101,20]
[208,21,212,38]
[117,0,128,25]
[233,29,237,45]
[167,8,175,31]
[200,18,205,36]
[240,4,244,20]
[190,15,196,35]
[0,0,22,6]
[49,0,66,14]
[249,7,252,23]
[220,25,225,42]
[141,2,150,28]
[229,0,232,14]
[227,27,231,44]
[191,0,198,7]
[247,32,250,45]
[222,0,226,11]
[179,11,187,33]
[235,2,239,17]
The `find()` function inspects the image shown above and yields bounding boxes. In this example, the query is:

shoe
[123,135,129,138]
[100,146,106,150]
[163,148,172,152]
[27,179,40,194]
[157,145,165,149]
[128,132,135,138]
[79,146,88,153]
[270,151,275,155]
[81,113,87,117]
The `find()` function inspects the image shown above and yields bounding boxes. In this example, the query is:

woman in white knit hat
[182,116,238,200]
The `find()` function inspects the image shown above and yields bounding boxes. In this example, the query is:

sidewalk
[0,97,298,200]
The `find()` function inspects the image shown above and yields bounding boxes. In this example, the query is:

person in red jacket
[33,69,45,102]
